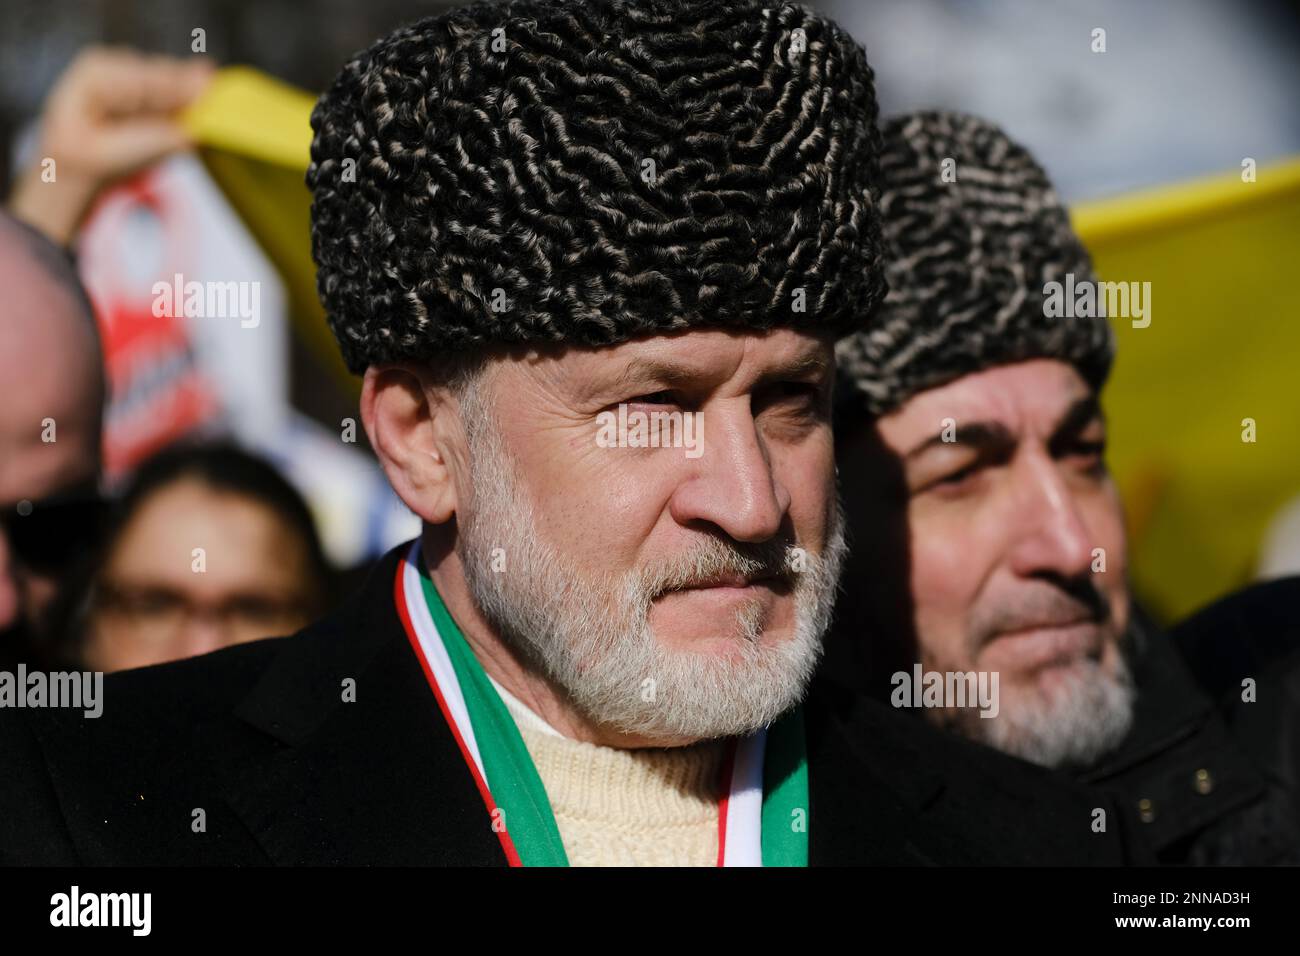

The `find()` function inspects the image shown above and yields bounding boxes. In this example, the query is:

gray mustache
[643,538,799,597]
[975,578,1110,639]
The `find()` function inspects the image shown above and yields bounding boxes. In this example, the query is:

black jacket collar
[214,544,505,865]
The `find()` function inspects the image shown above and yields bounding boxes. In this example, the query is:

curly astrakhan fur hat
[307,0,888,373]
[836,110,1115,420]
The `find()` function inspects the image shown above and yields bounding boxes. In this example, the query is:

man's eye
[1067,440,1107,471]
[628,390,676,406]
[938,464,978,486]
[758,382,824,415]
[921,462,982,496]
[779,383,822,402]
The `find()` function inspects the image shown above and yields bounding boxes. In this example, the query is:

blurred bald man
[0,213,107,666]
[1,48,210,666]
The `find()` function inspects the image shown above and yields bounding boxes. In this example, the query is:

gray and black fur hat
[836,110,1115,420]
[307,0,888,374]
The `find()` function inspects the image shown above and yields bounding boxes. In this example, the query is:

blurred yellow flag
[1074,158,1300,620]
[182,66,352,392]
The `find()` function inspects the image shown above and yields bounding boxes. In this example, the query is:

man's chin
[567,617,819,740]
[970,654,1136,768]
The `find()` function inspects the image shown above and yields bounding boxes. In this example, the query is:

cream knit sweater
[488,675,724,866]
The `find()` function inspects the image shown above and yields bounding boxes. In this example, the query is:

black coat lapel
[805,681,948,865]
[215,545,507,866]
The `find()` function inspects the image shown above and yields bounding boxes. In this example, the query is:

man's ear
[360,364,466,525]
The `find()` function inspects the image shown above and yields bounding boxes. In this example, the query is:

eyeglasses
[92,581,313,643]
[0,487,108,575]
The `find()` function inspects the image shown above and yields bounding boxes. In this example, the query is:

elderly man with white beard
[827,110,1300,865]
[0,2,1142,867]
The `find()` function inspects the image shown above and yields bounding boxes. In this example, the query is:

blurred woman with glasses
[66,442,332,673]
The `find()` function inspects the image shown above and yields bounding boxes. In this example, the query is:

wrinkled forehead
[880,359,1097,444]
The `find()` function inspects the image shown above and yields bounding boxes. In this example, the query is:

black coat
[1167,576,1300,864]
[1074,607,1300,864]
[822,592,1296,865]
[0,544,1145,866]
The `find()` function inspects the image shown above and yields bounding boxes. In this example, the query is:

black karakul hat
[308,0,887,373]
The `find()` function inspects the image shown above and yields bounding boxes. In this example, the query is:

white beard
[970,655,1136,768]
[453,390,847,741]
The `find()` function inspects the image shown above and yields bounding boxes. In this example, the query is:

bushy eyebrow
[903,394,1103,462]
[609,356,709,391]
[904,422,1014,462]
[1047,395,1106,455]
[756,351,833,385]
[603,348,832,394]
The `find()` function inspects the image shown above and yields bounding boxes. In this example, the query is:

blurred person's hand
[7,47,214,245]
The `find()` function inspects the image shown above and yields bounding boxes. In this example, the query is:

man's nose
[667,403,790,543]
[1005,452,1095,579]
